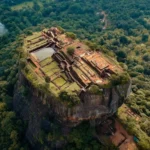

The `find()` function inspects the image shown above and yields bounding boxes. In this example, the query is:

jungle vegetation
[0,0,150,149]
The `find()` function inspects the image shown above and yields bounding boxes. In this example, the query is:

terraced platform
[23,27,123,97]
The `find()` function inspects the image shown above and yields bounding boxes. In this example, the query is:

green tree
[66,32,76,39]
[119,36,130,45]
[117,50,127,59]
[88,85,103,95]
[45,75,50,83]
[33,2,40,11]
[110,74,129,86]
[134,65,144,73]
[116,50,127,62]
[59,91,80,107]
[142,34,149,42]
[143,53,150,61]
[67,47,75,56]
[59,91,70,102]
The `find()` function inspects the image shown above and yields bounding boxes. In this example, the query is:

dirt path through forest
[101,11,108,30]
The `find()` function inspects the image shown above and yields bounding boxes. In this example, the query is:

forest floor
[110,120,138,150]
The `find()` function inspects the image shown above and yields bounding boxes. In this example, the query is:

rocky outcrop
[13,72,131,148]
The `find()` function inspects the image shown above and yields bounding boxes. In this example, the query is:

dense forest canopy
[0,0,150,149]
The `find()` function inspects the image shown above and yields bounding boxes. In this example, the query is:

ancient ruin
[24,27,123,95]
[19,27,131,125]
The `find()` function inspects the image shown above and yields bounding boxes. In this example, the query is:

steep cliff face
[13,72,131,147]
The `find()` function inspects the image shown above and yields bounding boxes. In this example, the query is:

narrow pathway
[101,11,108,30]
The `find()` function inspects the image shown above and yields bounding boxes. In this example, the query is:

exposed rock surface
[13,72,131,148]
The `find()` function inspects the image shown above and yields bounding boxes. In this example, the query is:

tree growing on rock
[67,47,75,56]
